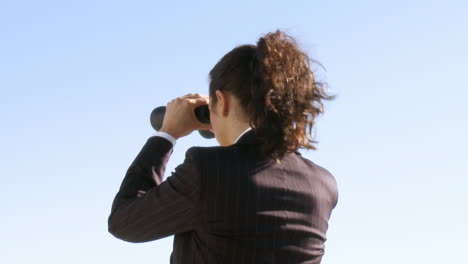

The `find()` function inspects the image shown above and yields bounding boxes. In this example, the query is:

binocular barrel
[150,104,215,139]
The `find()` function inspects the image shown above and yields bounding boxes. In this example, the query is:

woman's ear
[216,90,229,117]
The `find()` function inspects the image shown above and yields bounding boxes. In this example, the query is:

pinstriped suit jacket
[108,130,338,264]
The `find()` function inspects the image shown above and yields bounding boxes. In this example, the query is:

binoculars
[150,104,215,139]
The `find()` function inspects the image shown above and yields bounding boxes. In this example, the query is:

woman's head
[208,30,334,159]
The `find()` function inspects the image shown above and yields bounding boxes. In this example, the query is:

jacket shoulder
[185,145,236,157]
[300,156,339,208]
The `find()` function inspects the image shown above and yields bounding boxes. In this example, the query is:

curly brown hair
[209,30,335,160]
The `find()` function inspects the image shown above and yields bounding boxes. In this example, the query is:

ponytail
[209,30,335,160]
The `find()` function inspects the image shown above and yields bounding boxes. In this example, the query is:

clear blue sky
[1,0,467,263]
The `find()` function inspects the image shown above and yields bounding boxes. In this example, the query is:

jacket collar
[233,129,262,145]
[234,127,253,143]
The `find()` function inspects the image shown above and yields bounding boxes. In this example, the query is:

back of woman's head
[209,30,335,160]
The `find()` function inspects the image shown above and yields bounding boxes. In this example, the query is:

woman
[108,30,338,264]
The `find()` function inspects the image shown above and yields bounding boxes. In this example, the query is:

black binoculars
[150,104,215,139]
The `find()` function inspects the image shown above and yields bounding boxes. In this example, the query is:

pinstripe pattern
[108,130,338,264]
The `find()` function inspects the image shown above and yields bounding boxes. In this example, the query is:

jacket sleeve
[107,136,202,243]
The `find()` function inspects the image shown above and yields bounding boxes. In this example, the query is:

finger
[182,93,209,100]
[188,97,210,107]
[181,93,197,98]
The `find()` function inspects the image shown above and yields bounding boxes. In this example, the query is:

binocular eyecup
[150,104,215,139]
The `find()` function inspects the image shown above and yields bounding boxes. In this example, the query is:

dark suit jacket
[108,130,338,264]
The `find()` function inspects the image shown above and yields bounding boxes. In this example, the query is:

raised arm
[108,136,202,243]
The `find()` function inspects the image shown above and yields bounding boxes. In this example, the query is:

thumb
[193,119,211,131]
[200,122,211,131]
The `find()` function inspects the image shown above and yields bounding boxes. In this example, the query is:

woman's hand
[159,93,211,139]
